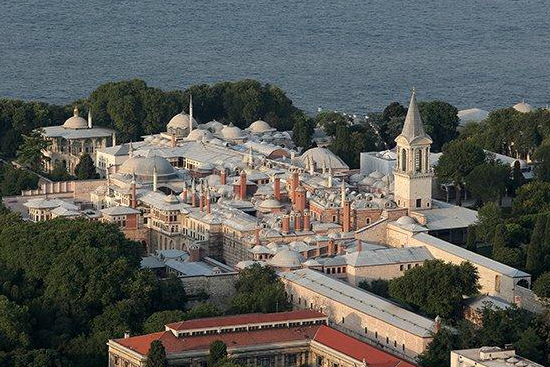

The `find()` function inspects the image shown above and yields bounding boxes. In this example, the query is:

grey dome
[167,112,198,129]
[269,249,305,269]
[63,107,88,129]
[119,151,176,179]
[396,216,416,225]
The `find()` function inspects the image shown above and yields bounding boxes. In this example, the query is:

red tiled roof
[313,326,417,367]
[114,325,321,356]
[166,310,326,331]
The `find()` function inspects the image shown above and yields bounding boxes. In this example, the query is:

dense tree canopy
[146,340,168,367]
[230,264,290,314]
[208,340,227,367]
[0,163,39,197]
[0,216,187,367]
[434,140,487,205]
[388,260,479,319]
[464,161,510,205]
[292,114,315,150]
[417,101,460,152]
[15,130,50,172]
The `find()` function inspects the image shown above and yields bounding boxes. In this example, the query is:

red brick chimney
[294,212,302,232]
[343,200,351,232]
[295,186,306,213]
[131,181,137,208]
[220,169,226,185]
[199,193,205,211]
[206,194,211,213]
[273,177,281,201]
[282,215,290,234]
[303,210,311,231]
[189,243,201,262]
[328,239,335,256]
[192,192,197,207]
[291,171,299,203]
[240,171,247,200]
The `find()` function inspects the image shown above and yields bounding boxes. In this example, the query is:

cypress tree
[466,225,477,252]
[146,340,168,367]
[208,340,227,367]
[526,215,546,276]
[75,154,99,180]
[492,224,507,256]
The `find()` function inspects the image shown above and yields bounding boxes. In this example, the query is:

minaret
[340,180,346,204]
[129,141,134,158]
[188,95,194,134]
[393,89,433,210]
[88,108,93,129]
[153,165,158,192]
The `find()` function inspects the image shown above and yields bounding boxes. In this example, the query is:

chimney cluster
[240,171,247,200]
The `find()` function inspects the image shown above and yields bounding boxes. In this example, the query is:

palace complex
[3,90,544,365]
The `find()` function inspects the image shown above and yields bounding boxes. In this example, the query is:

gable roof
[313,326,417,367]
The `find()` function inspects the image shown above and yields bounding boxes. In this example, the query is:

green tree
[418,101,460,152]
[510,160,526,196]
[526,215,546,276]
[466,225,477,252]
[74,154,99,180]
[146,340,168,367]
[358,279,390,299]
[417,328,461,367]
[0,163,39,196]
[230,264,290,314]
[533,144,550,182]
[434,140,487,206]
[143,310,187,333]
[314,111,347,136]
[292,115,315,149]
[15,129,50,172]
[184,303,223,320]
[533,272,550,298]
[465,161,510,205]
[0,295,31,351]
[513,181,550,217]
[208,340,227,367]
[514,327,545,364]
[388,260,479,319]
[475,202,502,244]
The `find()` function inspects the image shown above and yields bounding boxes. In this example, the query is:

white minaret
[88,108,93,129]
[308,155,315,175]
[153,165,158,192]
[341,180,346,204]
[188,94,194,134]
[393,88,433,210]
[129,141,134,158]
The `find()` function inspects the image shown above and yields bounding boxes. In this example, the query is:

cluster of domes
[119,150,177,180]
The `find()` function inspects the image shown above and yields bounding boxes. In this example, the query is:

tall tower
[393,89,433,210]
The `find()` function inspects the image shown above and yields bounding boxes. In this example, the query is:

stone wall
[182,271,238,310]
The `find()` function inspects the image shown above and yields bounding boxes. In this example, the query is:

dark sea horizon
[1,0,549,115]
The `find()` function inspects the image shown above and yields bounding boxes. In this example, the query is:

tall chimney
[343,200,351,232]
[273,177,281,201]
[206,193,211,213]
[303,210,311,231]
[240,171,247,200]
[291,171,299,203]
[220,169,226,185]
[199,193,204,211]
[294,212,302,232]
[295,186,306,213]
[282,215,290,234]
[328,239,335,256]
[189,243,200,262]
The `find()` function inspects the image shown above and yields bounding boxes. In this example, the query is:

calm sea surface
[1,0,549,114]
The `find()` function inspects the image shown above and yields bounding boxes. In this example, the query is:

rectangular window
[364,327,368,334]
[399,264,404,271]
[416,198,422,208]
[317,356,323,367]
[342,317,345,323]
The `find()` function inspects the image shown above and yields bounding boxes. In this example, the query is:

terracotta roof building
[107,310,417,367]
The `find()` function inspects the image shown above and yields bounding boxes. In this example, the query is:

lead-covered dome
[186,129,213,141]
[167,112,198,129]
[63,107,88,129]
[513,100,534,113]
[247,120,274,133]
[300,147,349,170]
[221,124,245,139]
[119,150,177,180]
[268,249,305,269]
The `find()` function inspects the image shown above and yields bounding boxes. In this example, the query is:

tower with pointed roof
[393,89,433,210]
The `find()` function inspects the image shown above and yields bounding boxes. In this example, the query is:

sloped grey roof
[101,206,141,216]
[396,89,432,144]
[413,232,530,278]
[343,247,433,267]
[281,269,435,337]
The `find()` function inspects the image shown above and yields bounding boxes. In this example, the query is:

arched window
[401,149,407,172]
[415,149,422,172]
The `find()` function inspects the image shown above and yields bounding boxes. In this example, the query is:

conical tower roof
[396,89,432,144]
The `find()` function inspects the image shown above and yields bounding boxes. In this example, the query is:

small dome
[259,198,283,210]
[248,120,274,133]
[269,249,305,269]
[63,107,88,129]
[205,120,225,131]
[187,129,213,141]
[164,194,179,204]
[513,100,534,113]
[359,177,375,186]
[167,112,198,129]
[300,147,349,170]
[369,171,384,179]
[303,259,322,267]
[119,151,176,179]
[396,216,416,225]
[221,124,245,139]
